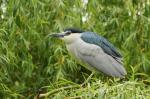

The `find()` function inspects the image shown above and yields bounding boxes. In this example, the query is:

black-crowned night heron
[50,28,127,78]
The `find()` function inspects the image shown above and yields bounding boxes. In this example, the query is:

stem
[37,85,81,98]
[81,72,95,86]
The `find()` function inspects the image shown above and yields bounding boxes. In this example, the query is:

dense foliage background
[0,0,150,98]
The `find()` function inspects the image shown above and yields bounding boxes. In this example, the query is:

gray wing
[81,32,122,59]
[77,44,127,78]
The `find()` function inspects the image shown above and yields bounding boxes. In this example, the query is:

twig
[81,72,95,87]
[37,85,81,98]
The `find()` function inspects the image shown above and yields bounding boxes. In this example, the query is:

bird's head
[50,28,84,43]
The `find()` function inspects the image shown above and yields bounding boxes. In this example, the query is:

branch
[34,85,81,98]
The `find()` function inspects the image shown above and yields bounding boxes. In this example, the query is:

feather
[76,40,127,78]
[81,32,122,59]
[65,32,127,78]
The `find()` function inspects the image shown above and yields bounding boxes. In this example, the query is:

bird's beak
[49,32,65,38]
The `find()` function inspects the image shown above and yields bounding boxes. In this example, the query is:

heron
[50,28,127,81]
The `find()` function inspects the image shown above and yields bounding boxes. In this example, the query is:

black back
[81,32,122,58]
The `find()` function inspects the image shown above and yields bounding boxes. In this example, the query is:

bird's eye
[65,31,71,35]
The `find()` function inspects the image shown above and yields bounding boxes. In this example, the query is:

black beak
[49,33,64,38]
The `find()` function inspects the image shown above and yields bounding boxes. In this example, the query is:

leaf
[15,15,21,28]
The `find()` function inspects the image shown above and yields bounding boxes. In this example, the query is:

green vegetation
[0,0,150,98]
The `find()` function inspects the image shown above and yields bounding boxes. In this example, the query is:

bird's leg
[81,71,95,87]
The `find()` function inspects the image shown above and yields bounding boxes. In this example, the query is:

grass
[36,78,150,99]
[0,0,150,98]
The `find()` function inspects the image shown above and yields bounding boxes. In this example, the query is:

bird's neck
[63,33,82,44]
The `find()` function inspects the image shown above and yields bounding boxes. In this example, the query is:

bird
[50,28,127,78]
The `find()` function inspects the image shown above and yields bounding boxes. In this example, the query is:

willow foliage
[0,0,150,98]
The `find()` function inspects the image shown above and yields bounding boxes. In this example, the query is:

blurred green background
[0,0,150,98]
